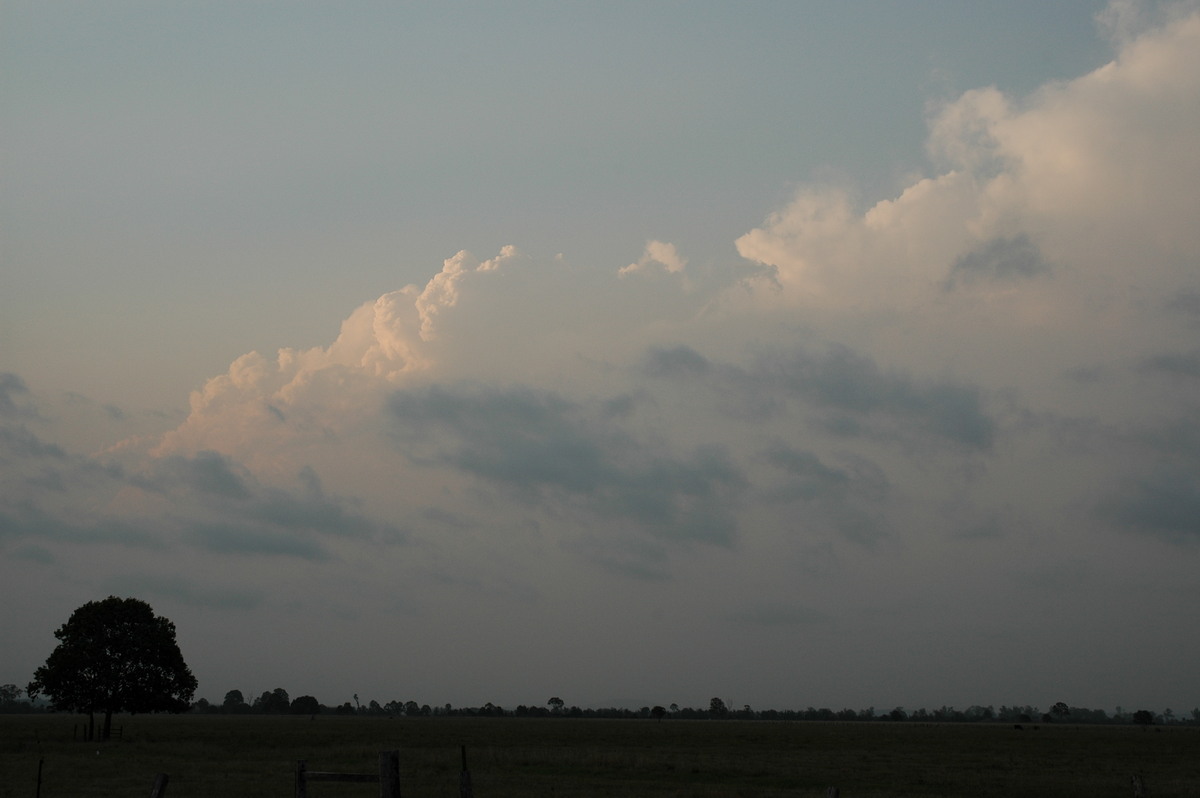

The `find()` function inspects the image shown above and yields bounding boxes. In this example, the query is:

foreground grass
[1,714,1197,797]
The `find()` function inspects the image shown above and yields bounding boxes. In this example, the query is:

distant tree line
[190,688,441,718]
[16,597,1196,738]
[8,680,1197,727]
[164,690,1200,727]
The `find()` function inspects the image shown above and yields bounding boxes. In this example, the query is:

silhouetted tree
[1132,709,1155,726]
[291,695,320,715]
[651,705,667,721]
[709,697,729,718]
[0,684,26,712]
[223,689,248,713]
[27,597,196,740]
[255,688,290,714]
[548,696,564,714]
[1051,701,1070,720]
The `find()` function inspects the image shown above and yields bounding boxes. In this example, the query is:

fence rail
[295,750,401,798]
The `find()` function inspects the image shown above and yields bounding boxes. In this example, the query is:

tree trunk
[103,708,113,740]
[87,711,95,741]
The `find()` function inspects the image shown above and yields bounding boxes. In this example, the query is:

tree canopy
[27,596,197,739]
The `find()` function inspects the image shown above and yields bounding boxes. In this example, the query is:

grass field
[1,714,1197,797]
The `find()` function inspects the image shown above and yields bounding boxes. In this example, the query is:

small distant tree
[1051,701,1070,720]
[1132,710,1155,726]
[650,705,667,722]
[547,696,564,714]
[291,695,320,715]
[255,688,290,714]
[709,697,729,718]
[223,689,248,713]
[0,684,26,713]
[27,597,196,740]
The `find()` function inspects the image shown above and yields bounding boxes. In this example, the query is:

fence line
[295,750,401,798]
[72,723,121,741]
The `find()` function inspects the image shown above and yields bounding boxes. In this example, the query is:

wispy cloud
[643,343,995,449]
[1103,466,1200,544]
[944,234,1050,289]
[0,373,34,418]
[388,384,747,551]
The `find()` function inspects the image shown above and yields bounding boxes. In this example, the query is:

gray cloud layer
[388,385,747,574]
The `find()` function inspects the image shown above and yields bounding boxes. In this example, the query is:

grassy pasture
[1,714,1197,797]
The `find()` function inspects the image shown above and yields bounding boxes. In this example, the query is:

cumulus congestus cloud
[123,7,1200,581]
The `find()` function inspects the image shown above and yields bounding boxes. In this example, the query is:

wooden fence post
[296,760,307,798]
[379,750,401,798]
[149,773,169,797]
[459,745,473,798]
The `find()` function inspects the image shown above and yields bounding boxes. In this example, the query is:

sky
[2,0,1198,715]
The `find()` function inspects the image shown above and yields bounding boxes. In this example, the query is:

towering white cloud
[416,246,520,340]
[150,248,531,463]
[735,8,1200,415]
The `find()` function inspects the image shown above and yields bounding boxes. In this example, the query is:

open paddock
[1,714,1197,797]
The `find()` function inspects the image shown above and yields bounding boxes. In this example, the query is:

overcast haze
[3,1,1199,714]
